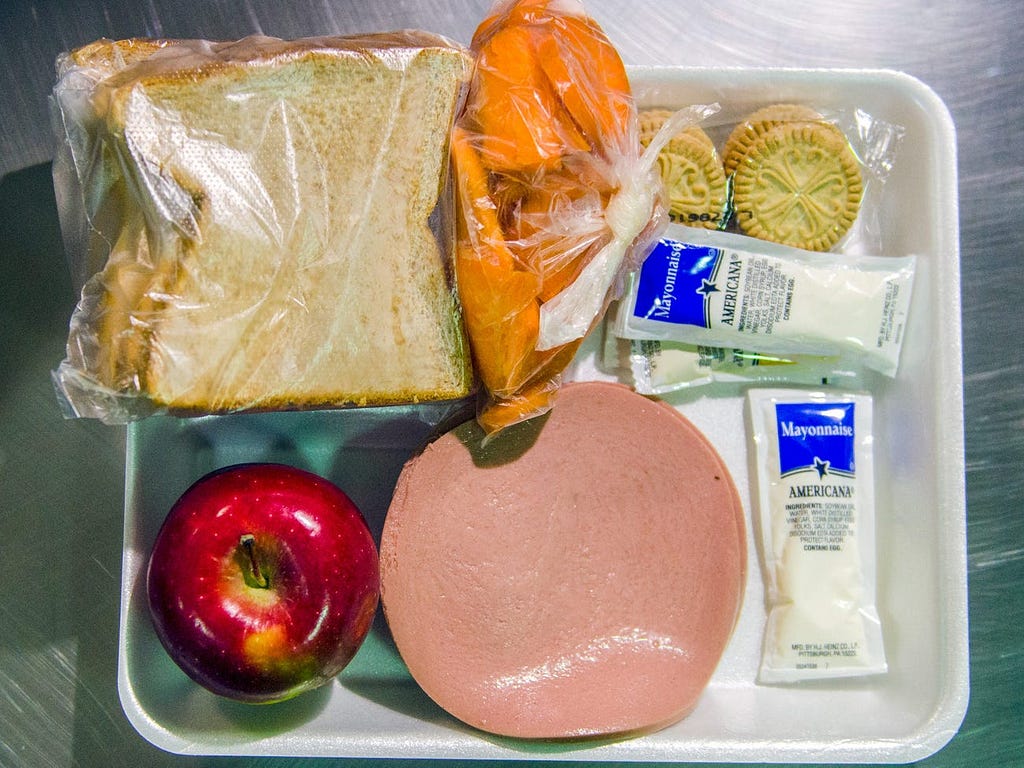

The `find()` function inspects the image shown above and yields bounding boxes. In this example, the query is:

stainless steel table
[1,1,1021,766]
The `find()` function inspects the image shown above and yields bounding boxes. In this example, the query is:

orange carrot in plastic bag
[453,0,668,436]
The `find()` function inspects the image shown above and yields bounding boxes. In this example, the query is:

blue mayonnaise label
[748,388,886,682]
[775,402,856,479]
[616,225,917,377]
[631,238,726,329]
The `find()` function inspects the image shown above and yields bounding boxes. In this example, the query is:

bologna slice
[379,381,746,738]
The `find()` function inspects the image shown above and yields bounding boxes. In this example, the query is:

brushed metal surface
[1,1,1021,766]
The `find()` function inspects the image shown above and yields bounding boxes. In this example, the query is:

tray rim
[115,64,969,763]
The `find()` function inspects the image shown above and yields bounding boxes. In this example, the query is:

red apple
[146,463,379,703]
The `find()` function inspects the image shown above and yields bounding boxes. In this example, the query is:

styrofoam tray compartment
[117,67,967,762]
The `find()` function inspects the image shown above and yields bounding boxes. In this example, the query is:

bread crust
[59,34,475,416]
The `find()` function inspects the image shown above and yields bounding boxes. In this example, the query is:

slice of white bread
[57,34,474,415]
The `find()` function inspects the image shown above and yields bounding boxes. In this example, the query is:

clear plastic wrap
[638,102,904,254]
[451,0,686,436]
[50,33,475,423]
[726,104,904,254]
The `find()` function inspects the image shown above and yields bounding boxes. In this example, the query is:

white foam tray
[117,67,968,762]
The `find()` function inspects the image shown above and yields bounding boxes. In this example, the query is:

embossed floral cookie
[639,109,728,229]
[721,103,843,176]
[732,121,863,251]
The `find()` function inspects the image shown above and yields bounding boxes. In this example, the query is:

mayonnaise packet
[747,388,887,683]
[602,332,859,394]
[613,225,916,377]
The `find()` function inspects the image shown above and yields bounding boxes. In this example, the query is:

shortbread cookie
[639,108,716,153]
[638,109,727,229]
[722,103,838,176]
[732,122,862,251]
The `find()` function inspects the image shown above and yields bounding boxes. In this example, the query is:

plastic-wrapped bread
[51,33,474,422]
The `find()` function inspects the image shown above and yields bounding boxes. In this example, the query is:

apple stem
[239,534,270,589]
